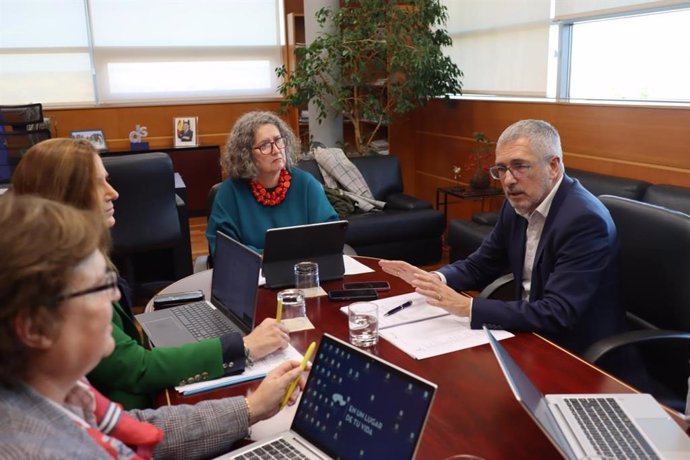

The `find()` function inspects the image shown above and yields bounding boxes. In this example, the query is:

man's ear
[13,310,55,350]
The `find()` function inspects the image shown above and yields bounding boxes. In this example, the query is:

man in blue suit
[380,119,625,354]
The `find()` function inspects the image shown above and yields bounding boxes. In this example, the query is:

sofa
[447,167,690,262]
[297,155,445,265]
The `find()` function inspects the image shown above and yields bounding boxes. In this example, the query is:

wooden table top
[150,257,689,459]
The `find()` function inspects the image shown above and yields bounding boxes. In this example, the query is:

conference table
[148,257,689,459]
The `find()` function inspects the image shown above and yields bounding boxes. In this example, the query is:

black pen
[384,300,413,317]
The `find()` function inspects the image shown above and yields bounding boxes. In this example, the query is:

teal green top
[206,167,339,254]
[87,302,228,409]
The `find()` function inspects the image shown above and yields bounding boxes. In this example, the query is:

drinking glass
[294,261,320,290]
[348,302,379,347]
[277,289,306,320]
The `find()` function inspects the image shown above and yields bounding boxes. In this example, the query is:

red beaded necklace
[250,169,291,206]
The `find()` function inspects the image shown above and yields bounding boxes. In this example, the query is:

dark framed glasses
[253,136,286,155]
[56,270,118,302]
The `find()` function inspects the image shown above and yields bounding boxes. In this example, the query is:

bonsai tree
[276,0,463,154]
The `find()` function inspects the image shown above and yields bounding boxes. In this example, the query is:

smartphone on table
[327,288,379,301]
[342,281,391,291]
[152,290,205,309]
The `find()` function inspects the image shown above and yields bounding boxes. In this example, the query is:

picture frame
[70,129,108,152]
[173,117,198,148]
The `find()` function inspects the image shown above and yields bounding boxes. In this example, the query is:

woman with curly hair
[206,111,338,254]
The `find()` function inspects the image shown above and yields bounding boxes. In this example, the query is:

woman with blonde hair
[11,138,290,409]
[0,193,305,459]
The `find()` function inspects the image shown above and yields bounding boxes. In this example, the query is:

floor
[188,216,450,271]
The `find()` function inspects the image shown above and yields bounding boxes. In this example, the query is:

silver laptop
[485,327,690,460]
[262,221,348,288]
[220,333,437,460]
[135,231,261,347]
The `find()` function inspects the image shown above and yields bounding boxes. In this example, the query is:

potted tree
[276,0,463,154]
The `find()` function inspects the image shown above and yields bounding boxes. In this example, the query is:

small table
[436,186,503,221]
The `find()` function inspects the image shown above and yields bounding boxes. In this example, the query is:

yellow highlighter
[280,341,316,409]
[276,298,283,323]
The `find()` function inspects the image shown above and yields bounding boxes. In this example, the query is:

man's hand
[410,273,471,317]
[378,259,430,285]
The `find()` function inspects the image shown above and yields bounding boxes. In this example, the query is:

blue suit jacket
[439,175,625,353]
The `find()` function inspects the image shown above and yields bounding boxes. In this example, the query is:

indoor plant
[275,0,463,154]
[468,131,493,189]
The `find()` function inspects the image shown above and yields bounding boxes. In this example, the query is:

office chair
[102,152,192,304]
[1,104,50,185]
[0,103,44,130]
[583,195,690,412]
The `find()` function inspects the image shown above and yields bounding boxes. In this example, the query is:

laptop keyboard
[171,301,239,340]
[232,438,309,459]
[564,397,659,460]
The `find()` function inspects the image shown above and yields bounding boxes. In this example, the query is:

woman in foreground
[0,193,305,459]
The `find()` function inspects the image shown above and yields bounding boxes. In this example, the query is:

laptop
[262,221,349,288]
[484,327,690,460]
[220,333,437,460]
[135,231,261,347]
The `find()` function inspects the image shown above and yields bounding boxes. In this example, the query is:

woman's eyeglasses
[253,136,286,155]
[57,270,118,302]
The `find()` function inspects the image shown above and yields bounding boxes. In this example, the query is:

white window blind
[554,0,690,21]
[442,0,552,97]
[0,0,284,106]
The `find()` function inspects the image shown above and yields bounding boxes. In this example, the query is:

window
[563,8,690,103]
[441,0,690,105]
[0,0,285,106]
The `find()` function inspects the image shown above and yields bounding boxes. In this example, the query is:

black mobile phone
[152,290,205,309]
[327,288,379,301]
[343,281,391,292]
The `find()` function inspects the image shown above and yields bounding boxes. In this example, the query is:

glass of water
[294,261,320,291]
[348,302,379,347]
[277,289,306,320]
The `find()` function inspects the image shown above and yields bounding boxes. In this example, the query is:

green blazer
[87,302,228,409]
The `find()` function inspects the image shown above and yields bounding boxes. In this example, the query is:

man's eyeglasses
[489,162,532,180]
[56,270,118,302]
[253,137,286,155]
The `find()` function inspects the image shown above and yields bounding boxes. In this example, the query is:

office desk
[148,257,689,459]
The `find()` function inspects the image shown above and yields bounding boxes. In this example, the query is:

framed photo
[70,129,108,152]
[173,117,198,148]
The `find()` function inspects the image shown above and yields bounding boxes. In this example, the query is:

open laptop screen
[211,231,261,333]
[293,334,437,459]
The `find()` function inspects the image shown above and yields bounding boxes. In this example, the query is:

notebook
[219,333,437,460]
[262,221,349,288]
[135,231,260,347]
[485,327,690,460]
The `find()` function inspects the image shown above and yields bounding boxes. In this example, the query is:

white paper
[339,292,450,330]
[343,255,375,275]
[379,316,514,360]
[175,344,303,395]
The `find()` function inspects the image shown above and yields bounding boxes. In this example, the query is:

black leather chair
[102,152,192,303]
[583,195,690,412]
[1,103,50,185]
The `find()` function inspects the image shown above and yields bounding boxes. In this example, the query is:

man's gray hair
[496,119,564,172]
[221,111,299,179]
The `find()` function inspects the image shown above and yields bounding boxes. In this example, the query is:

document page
[175,344,304,395]
[379,315,514,360]
[338,292,450,330]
